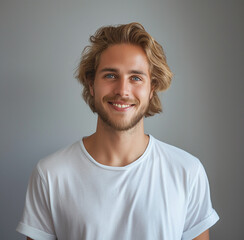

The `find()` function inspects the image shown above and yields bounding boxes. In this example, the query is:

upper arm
[19,167,55,238]
[183,161,219,239]
[193,229,209,240]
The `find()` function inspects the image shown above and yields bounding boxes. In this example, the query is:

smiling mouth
[108,102,135,109]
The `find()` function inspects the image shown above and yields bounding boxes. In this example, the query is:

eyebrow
[129,70,147,76]
[99,68,118,73]
[99,68,147,76]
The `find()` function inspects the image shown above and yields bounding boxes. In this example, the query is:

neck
[83,117,149,167]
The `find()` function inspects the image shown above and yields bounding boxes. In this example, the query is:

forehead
[97,44,150,73]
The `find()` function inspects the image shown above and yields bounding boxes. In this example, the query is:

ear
[150,77,158,100]
[149,87,154,100]
[89,82,94,96]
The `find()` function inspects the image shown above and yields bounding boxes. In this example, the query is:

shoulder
[149,135,208,197]
[149,135,202,176]
[36,140,83,179]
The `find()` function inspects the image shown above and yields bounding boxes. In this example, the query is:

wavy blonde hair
[75,22,173,117]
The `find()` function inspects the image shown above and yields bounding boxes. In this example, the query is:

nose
[113,76,130,97]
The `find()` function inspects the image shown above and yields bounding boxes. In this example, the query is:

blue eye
[105,74,116,79]
[131,76,141,81]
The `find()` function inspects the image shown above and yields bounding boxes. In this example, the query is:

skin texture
[84,44,153,167]
[26,44,210,240]
[91,43,153,132]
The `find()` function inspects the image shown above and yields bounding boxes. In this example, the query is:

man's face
[90,44,153,131]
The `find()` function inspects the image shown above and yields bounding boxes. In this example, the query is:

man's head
[76,22,173,117]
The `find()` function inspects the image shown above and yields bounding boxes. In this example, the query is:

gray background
[0,0,243,239]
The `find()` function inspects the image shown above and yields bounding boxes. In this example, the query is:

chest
[49,165,188,239]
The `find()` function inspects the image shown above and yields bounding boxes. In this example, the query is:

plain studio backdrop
[0,0,243,239]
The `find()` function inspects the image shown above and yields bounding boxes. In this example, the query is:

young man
[17,23,219,240]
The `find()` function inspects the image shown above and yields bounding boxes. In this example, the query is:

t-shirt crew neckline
[79,134,153,171]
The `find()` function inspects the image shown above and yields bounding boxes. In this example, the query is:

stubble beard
[94,96,150,131]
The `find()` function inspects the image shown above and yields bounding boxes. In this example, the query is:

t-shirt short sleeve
[182,162,219,240]
[16,165,57,240]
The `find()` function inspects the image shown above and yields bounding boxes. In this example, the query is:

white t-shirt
[17,135,219,240]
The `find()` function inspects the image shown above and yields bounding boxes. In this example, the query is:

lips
[111,103,131,108]
[108,101,135,111]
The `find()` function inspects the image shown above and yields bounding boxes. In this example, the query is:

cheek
[135,85,151,100]
[93,83,111,100]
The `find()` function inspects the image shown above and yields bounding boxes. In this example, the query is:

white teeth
[112,103,130,108]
